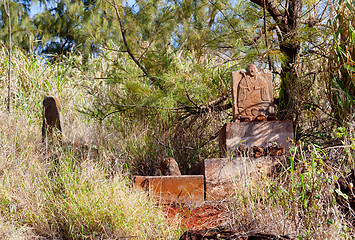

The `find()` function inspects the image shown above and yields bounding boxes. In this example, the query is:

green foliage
[33,0,100,56]
[84,46,233,174]
[0,32,355,238]
[328,0,355,124]
[0,0,36,51]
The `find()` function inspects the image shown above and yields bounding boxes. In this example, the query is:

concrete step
[204,156,285,200]
[219,121,294,157]
[133,175,205,204]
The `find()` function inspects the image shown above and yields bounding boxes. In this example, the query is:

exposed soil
[161,204,230,230]
[160,204,293,240]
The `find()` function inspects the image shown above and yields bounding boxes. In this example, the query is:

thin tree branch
[110,0,164,90]
[185,87,199,108]
[3,0,11,113]
[154,130,220,151]
[250,0,287,32]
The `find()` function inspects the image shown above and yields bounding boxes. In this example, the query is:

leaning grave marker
[42,96,62,143]
[205,64,294,200]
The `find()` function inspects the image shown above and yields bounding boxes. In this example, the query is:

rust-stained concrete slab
[204,156,285,201]
[133,176,148,191]
[219,121,294,157]
[133,175,204,204]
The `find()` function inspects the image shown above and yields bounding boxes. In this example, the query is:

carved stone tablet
[231,64,274,120]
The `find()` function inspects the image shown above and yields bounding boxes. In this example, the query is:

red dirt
[161,204,292,240]
[161,204,229,230]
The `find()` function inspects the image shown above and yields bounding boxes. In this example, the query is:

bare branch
[110,0,164,90]
[250,0,287,31]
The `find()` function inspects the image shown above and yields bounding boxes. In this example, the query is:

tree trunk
[250,0,302,120]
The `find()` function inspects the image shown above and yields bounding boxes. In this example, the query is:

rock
[267,146,285,156]
[231,144,248,157]
[253,146,265,158]
[160,157,182,176]
[42,96,62,142]
[254,115,267,122]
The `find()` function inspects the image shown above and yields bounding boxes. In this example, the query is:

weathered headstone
[231,64,274,121]
[42,96,62,142]
[202,64,295,201]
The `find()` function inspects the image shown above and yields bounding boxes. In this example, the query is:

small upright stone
[160,157,182,176]
[42,97,62,142]
[231,64,274,121]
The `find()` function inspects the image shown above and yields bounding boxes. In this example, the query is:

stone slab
[219,121,294,157]
[204,156,284,201]
[133,176,148,191]
[133,175,204,204]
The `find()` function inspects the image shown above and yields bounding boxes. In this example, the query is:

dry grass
[225,141,355,239]
[0,45,354,239]
[0,47,180,239]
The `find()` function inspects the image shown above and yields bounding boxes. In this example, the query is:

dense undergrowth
[0,47,180,239]
[0,44,354,240]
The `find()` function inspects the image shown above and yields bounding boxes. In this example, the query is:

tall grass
[0,47,179,239]
[0,43,354,239]
[227,136,355,239]
[328,0,355,124]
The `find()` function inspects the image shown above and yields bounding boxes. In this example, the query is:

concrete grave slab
[133,175,204,204]
[204,156,285,201]
[219,121,294,157]
[133,176,148,191]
